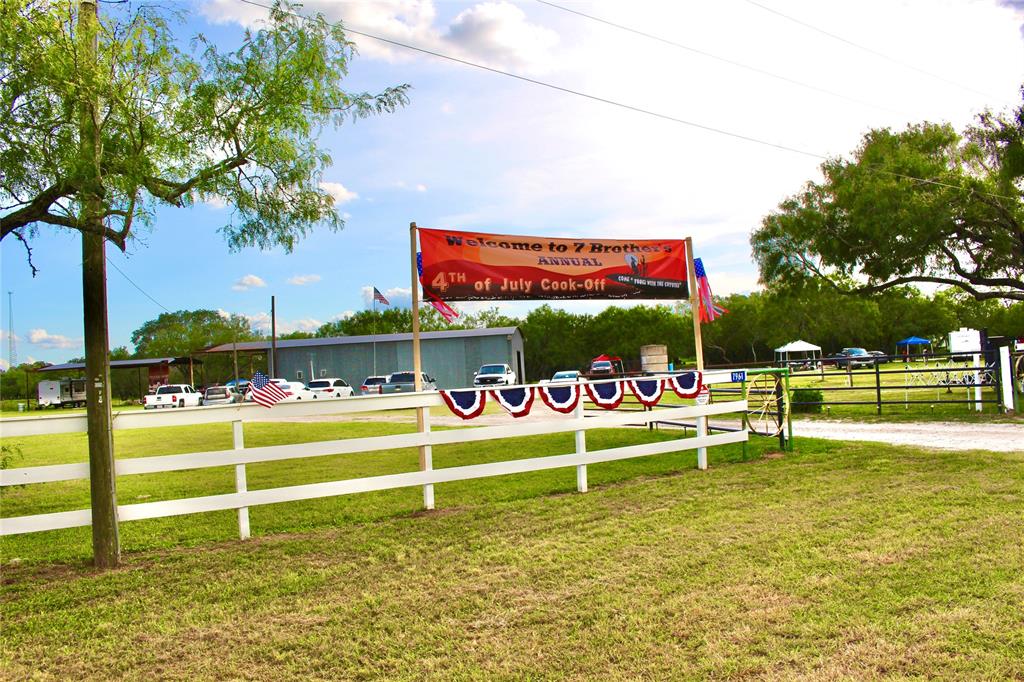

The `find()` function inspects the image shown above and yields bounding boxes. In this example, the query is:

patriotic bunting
[628,378,664,407]
[585,380,625,410]
[666,371,703,399]
[439,389,486,419]
[491,387,535,418]
[538,384,580,414]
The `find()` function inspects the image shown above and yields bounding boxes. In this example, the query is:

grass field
[2,417,1023,679]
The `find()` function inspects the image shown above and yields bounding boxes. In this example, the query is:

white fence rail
[1,373,748,538]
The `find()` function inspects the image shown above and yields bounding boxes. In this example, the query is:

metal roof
[202,327,520,354]
[36,357,199,373]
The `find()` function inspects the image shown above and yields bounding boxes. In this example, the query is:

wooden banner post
[685,237,708,470]
[409,222,434,509]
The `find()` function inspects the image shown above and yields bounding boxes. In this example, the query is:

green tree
[0,0,408,568]
[751,94,1024,303]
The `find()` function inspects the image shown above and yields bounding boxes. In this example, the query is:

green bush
[791,388,823,413]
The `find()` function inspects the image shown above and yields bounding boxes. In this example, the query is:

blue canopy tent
[896,336,930,359]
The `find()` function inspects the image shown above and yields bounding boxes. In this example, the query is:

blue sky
[3,0,1023,366]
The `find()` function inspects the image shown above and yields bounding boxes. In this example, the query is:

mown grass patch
[1,420,1022,679]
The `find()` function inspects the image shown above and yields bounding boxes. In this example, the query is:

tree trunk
[79,0,120,569]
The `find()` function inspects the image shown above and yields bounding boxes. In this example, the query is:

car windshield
[307,380,331,389]
[593,361,612,369]
[363,377,385,385]
[553,371,577,379]
[389,373,415,383]
[479,365,505,374]
[845,348,868,355]
[157,386,182,394]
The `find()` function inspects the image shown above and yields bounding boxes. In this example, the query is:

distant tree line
[2,286,1021,402]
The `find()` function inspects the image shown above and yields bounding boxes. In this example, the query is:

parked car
[590,360,614,375]
[473,363,516,387]
[203,385,242,406]
[278,381,318,401]
[360,375,387,395]
[540,370,581,384]
[307,377,354,398]
[868,351,887,363]
[827,348,876,369]
[144,384,203,409]
[379,371,437,394]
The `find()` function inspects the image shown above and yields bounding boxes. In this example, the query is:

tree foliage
[0,0,409,263]
[751,92,1024,302]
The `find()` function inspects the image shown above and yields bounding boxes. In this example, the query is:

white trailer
[37,379,87,408]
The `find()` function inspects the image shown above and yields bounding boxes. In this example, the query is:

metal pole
[270,296,277,378]
[875,361,882,416]
[372,296,377,376]
[685,238,707,470]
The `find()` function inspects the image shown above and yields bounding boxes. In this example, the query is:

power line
[106,256,172,313]
[739,0,1003,102]
[533,0,907,116]
[234,0,1019,203]
[239,0,823,159]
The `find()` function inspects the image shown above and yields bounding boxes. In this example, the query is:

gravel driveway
[790,419,1024,453]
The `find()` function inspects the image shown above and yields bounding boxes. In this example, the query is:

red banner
[419,228,689,301]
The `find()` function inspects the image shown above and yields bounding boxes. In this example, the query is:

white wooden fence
[0,373,747,538]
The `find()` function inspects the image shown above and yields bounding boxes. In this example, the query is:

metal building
[205,327,525,390]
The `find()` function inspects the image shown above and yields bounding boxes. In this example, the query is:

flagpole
[685,236,708,472]
[372,295,377,376]
[410,222,433,509]
[685,237,704,372]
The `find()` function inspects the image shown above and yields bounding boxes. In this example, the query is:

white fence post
[233,420,250,540]
[422,407,435,510]
[574,400,587,493]
[696,415,708,470]
[999,346,1014,412]
[972,353,983,412]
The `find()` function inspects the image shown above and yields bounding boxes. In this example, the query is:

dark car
[827,348,876,369]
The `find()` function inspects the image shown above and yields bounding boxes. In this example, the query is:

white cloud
[330,310,356,321]
[445,2,559,70]
[287,274,323,286]
[319,181,358,205]
[199,0,558,71]
[27,328,80,349]
[0,330,18,342]
[232,274,267,291]
[0,358,9,371]
[243,312,324,335]
[415,183,428,192]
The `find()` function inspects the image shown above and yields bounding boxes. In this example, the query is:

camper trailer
[37,379,87,408]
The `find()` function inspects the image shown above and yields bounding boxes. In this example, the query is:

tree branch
[0,180,77,238]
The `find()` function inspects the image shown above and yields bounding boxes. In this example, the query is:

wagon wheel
[1016,354,1024,394]
[743,373,788,437]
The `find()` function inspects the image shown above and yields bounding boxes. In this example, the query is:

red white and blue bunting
[666,371,702,399]
[585,380,625,410]
[491,387,535,418]
[628,378,664,407]
[439,389,486,420]
[538,383,581,414]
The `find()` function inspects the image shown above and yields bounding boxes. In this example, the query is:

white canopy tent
[774,340,822,369]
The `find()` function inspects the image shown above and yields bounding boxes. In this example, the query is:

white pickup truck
[144,384,203,409]
[473,363,516,387]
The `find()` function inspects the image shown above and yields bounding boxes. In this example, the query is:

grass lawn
[2,417,1022,679]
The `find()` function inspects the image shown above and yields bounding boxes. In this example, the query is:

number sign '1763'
[418,227,690,301]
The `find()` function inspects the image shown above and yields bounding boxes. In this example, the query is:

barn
[204,327,525,390]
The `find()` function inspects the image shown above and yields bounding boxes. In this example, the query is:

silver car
[203,385,242,405]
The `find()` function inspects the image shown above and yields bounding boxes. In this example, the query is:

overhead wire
[532,0,907,116]
[106,256,172,313]
[234,0,1019,203]
[739,0,1004,102]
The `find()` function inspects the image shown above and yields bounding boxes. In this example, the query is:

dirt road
[790,419,1023,453]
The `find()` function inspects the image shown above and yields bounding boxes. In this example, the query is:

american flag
[416,252,460,323]
[694,258,728,323]
[250,370,287,408]
[373,287,390,305]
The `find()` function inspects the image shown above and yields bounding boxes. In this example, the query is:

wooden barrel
[640,344,668,372]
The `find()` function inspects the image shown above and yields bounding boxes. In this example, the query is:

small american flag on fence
[373,287,390,305]
[250,370,287,408]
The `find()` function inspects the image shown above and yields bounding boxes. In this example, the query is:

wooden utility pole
[79,0,120,568]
